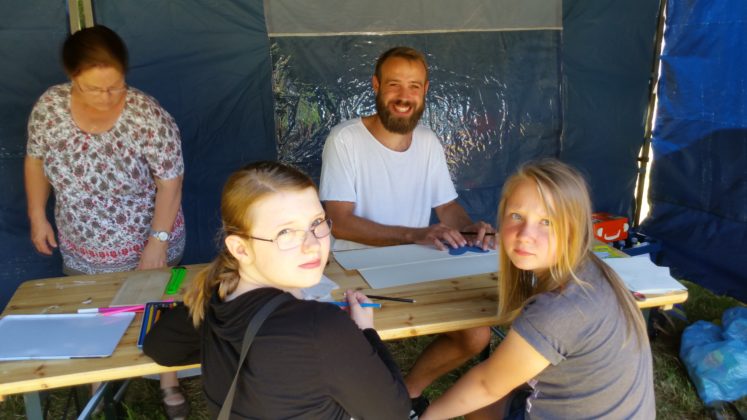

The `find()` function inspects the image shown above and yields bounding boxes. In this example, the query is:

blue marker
[326,301,382,309]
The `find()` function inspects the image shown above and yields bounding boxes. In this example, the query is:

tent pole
[67,0,94,34]
[633,0,668,228]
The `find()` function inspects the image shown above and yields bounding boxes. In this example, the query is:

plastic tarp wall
[94,1,277,263]
[267,0,563,224]
[0,3,68,310]
[0,1,276,310]
[561,0,661,216]
[641,0,747,301]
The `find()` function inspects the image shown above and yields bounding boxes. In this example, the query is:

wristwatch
[150,229,171,242]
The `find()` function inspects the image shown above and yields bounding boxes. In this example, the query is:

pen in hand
[366,295,416,303]
[326,301,382,309]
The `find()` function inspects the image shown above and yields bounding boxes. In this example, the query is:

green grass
[1,280,745,419]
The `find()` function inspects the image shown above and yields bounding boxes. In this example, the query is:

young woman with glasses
[181,161,410,419]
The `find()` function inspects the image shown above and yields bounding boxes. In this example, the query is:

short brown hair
[374,46,429,82]
[62,25,128,77]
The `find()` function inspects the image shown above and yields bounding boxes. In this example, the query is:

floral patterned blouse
[27,84,186,274]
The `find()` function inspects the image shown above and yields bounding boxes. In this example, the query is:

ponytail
[184,248,241,327]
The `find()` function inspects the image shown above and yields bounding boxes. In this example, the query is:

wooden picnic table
[0,252,686,404]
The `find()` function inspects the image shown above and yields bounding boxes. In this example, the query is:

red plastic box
[592,212,629,242]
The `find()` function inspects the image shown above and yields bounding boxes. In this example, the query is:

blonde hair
[183,161,315,327]
[497,159,648,346]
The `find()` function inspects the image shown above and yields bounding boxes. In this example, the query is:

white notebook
[0,312,135,361]
[604,257,687,294]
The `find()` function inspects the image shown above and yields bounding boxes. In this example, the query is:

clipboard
[0,313,135,361]
[110,271,170,306]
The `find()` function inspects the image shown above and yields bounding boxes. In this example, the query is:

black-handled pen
[366,294,416,303]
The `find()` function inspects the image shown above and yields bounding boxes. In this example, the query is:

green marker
[165,266,187,295]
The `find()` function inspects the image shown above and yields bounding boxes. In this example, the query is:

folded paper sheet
[334,244,498,289]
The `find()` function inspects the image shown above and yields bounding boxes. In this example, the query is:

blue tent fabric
[0,1,276,311]
[641,0,747,301]
[94,0,277,265]
[561,0,661,218]
[0,3,68,311]
[0,0,667,310]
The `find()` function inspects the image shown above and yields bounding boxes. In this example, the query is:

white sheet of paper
[333,244,454,270]
[300,275,340,300]
[359,253,498,289]
[604,257,686,294]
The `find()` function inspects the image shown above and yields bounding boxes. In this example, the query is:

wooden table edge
[0,362,200,399]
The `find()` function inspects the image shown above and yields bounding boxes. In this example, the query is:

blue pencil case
[137,301,182,348]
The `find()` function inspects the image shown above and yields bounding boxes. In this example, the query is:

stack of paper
[604,257,687,294]
[334,244,498,289]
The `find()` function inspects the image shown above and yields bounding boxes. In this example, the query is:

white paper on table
[333,244,452,270]
[359,253,498,289]
[604,257,687,294]
[300,274,340,301]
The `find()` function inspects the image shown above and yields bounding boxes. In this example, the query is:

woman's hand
[137,238,168,270]
[30,217,57,255]
[345,289,375,330]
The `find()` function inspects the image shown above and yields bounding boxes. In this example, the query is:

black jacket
[145,288,410,419]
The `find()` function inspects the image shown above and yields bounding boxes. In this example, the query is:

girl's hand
[345,289,375,330]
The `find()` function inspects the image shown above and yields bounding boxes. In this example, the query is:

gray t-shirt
[512,261,655,419]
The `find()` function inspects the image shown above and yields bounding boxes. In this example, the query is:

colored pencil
[326,301,382,308]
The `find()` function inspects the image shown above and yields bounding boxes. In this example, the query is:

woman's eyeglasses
[249,218,332,250]
[75,83,127,96]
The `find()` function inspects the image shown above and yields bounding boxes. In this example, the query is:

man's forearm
[435,200,473,230]
[331,213,421,247]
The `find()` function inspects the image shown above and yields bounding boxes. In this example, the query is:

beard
[376,94,425,134]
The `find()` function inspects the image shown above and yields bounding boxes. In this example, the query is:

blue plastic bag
[680,307,747,405]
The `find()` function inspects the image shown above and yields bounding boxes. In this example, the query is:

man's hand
[412,223,467,251]
[30,217,57,255]
[459,221,497,250]
[137,238,168,270]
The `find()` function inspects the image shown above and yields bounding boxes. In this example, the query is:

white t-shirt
[320,118,457,249]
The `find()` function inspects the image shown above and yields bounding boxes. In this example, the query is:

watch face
[153,231,169,241]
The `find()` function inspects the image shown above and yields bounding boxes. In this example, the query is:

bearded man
[319,46,494,417]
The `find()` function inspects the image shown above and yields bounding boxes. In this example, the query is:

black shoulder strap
[217,293,293,420]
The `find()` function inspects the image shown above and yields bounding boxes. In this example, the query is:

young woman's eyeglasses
[249,218,332,250]
[75,83,128,96]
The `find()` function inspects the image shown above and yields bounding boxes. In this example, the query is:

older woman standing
[24,26,188,419]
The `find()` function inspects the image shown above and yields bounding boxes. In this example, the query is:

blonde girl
[421,159,654,419]
[182,161,409,419]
